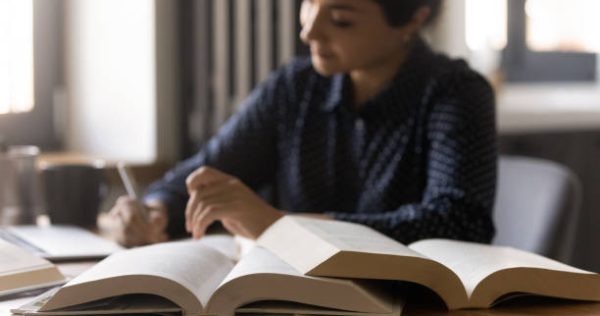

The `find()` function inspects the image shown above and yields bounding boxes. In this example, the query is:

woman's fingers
[185,180,229,232]
[192,204,227,239]
[107,196,169,247]
[185,167,228,192]
[115,198,151,245]
[185,191,200,232]
[185,167,232,231]
[183,167,281,240]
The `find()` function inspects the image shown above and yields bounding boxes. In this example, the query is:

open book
[257,216,600,310]
[15,235,401,316]
[0,239,66,297]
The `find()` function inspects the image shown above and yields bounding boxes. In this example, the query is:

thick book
[257,216,600,310]
[0,239,66,297]
[13,235,401,316]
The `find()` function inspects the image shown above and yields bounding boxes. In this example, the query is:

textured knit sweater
[146,38,498,244]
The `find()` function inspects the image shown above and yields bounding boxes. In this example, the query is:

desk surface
[405,293,600,315]
[2,262,600,316]
[407,304,600,315]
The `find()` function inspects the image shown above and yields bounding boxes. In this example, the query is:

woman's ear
[404,6,432,38]
[413,6,432,28]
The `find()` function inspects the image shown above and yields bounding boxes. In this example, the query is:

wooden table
[406,303,600,316]
[404,287,600,315]
[2,263,600,315]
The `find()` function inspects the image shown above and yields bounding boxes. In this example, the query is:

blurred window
[0,0,35,114]
[466,0,507,52]
[526,0,600,53]
[0,0,63,149]
[502,0,597,82]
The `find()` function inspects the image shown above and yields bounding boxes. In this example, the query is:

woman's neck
[350,42,413,109]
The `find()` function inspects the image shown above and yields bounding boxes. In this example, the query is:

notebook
[0,225,123,261]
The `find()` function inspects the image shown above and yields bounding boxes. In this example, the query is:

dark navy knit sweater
[146,39,497,244]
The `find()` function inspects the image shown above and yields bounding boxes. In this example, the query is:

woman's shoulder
[428,50,492,94]
[418,47,496,118]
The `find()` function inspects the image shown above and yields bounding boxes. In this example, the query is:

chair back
[492,156,581,264]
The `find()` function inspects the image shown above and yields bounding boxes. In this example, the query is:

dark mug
[40,162,108,228]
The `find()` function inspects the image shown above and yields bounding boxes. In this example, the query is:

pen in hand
[117,161,150,222]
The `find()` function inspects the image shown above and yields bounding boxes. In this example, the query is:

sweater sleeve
[144,70,285,237]
[327,72,498,244]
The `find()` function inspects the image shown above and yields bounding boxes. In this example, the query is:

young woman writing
[108,0,497,247]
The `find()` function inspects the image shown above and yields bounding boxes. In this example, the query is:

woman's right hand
[104,196,169,247]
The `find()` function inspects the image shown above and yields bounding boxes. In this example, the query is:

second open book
[258,216,600,310]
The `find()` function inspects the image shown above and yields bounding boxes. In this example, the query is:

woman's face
[299,0,415,76]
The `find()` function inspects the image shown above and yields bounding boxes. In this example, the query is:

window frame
[502,0,597,82]
[0,0,64,150]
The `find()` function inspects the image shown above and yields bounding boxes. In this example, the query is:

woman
[108,0,497,247]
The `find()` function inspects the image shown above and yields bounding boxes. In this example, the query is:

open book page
[12,287,181,316]
[234,235,257,259]
[293,216,424,256]
[258,216,468,309]
[199,234,240,261]
[40,239,236,313]
[0,239,65,296]
[258,216,427,274]
[237,298,404,316]
[207,246,395,316]
[409,239,600,307]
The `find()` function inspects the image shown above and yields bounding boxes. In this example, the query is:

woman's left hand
[184,166,284,240]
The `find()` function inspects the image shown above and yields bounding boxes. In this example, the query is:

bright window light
[0,0,35,115]
[466,0,507,51]
[526,0,600,53]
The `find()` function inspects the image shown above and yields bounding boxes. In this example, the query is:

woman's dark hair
[375,0,442,27]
